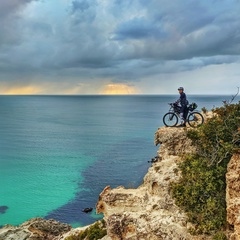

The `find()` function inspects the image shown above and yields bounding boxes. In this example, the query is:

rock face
[96,127,201,240]
[226,153,240,240]
[154,126,196,158]
[0,218,71,240]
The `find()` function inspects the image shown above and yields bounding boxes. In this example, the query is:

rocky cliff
[0,218,71,240]
[97,126,240,240]
[226,153,240,240]
[96,127,209,240]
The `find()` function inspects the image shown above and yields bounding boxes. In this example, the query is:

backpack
[189,102,198,111]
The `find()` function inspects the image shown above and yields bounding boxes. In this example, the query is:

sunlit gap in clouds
[0,86,42,95]
[100,83,139,95]
[0,84,80,95]
[0,83,140,95]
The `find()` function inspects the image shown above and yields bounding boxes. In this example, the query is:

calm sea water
[0,95,238,227]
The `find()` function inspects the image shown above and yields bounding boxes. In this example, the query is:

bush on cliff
[171,101,240,235]
[65,220,107,240]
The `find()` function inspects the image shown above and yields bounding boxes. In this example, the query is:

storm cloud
[0,0,240,94]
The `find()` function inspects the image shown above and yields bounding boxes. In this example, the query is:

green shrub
[201,107,208,114]
[65,220,107,240]
[212,232,228,240]
[171,101,240,235]
[171,155,227,234]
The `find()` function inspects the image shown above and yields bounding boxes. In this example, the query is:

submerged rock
[82,207,93,213]
[0,206,8,214]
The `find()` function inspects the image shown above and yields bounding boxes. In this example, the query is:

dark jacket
[177,92,188,107]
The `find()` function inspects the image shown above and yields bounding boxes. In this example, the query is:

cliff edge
[96,127,204,240]
[96,125,240,240]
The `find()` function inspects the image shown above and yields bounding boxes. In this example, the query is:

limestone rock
[96,126,201,240]
[154,127,196,158]
[226,153,240,240]
[0,218,71,240]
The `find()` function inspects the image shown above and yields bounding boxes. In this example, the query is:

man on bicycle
[176,87,188,127]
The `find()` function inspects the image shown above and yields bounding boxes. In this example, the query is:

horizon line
[0,93,237,96]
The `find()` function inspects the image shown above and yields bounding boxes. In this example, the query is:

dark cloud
[0,0,240,94]
[113,17,167,40]
[0,0,39,46]
[0,0,35,18]
[71,0,90,13]
[110,0,240,61]
[70,0,97,24]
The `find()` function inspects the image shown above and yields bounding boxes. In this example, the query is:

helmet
[178,87,184,91]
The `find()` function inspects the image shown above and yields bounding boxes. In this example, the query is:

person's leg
[183,106,188,122]
[179,106,187,126]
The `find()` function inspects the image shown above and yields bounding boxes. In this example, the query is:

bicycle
[163,102,204,127]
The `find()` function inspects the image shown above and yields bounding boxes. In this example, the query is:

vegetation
[66,220,107,240]
[201,106,208,114]
[212,232,228,240]
[171,100,240,235]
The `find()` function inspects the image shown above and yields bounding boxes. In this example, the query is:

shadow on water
[0,206,8,214]
[0,206,8,228]
[45,138,156,226]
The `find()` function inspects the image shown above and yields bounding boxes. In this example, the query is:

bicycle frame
[168,103,181,116]
[163,103,204,127]
[168,103,200,118]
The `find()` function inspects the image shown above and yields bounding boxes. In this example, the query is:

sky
[0,0,240,95]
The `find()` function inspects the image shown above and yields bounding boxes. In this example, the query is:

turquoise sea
[0,95,239,228]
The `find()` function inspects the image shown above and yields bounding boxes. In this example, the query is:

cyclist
[175,87,188,127]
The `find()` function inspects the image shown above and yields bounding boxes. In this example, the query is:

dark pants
[180,105,188,122]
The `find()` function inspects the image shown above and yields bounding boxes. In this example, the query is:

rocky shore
[0,218,71,240]
[1,126,240,240]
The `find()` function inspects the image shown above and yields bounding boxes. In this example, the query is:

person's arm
[175,97,181,105]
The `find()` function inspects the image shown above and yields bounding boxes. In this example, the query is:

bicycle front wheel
[163,112,178,127]
[188,112,204,127]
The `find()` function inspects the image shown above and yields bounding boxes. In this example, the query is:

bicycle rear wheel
[163,112,178,127]
[188,112,204,127]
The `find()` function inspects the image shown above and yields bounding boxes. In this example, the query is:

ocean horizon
[1,94,239,228]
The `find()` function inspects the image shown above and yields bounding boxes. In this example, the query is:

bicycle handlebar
[168,102,177,106]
